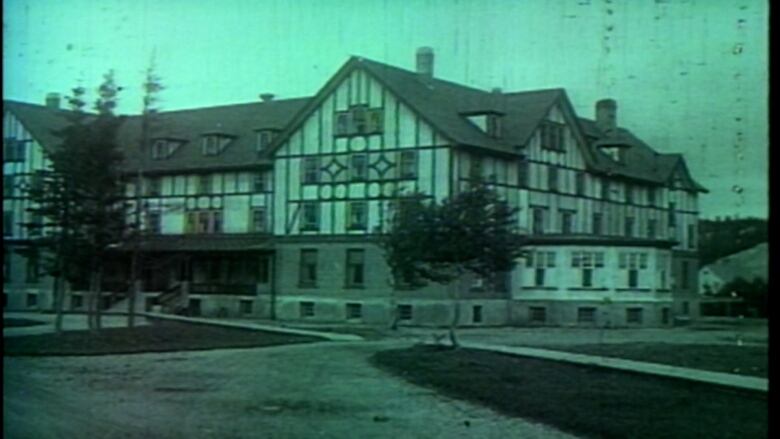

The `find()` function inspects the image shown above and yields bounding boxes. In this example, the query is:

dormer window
[151,139,183,160]
[201,134,232,156]
[464,111,504,138]
[540,122,565,151]
[334,105,384,137]
[255,130,276,154]
[487,114,502,138]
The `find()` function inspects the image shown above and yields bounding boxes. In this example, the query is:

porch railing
[190,283,256,296]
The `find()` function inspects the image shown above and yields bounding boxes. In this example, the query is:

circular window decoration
[197,196,210,209]
[211,197,222,209]
[334,184,348,199]
[319,184,333,200]
[382,182,396,197]
[368,182,381,198]
[186,197,196,210]
[350,136,367,152]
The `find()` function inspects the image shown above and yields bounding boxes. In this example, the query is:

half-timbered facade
[3,48,706,326]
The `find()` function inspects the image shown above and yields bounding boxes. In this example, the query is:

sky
[3,0,768,219]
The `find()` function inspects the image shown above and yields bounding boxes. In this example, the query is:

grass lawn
[536,343,768,378]
[4,318,47,328]
[3,320,322,356]
[373,345,767,439]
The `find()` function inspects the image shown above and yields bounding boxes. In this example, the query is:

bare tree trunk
[52,275,64,334]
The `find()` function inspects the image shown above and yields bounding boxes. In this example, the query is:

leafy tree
[381,182,525,346]
[716,276,767,318]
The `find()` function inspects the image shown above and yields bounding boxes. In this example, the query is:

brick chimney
[595,99,617,136]
[259,93,275,102]
[45,93,61,109]
[416,47,434,79]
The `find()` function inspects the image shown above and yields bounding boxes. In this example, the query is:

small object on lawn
[464,420,471,427]
[373,415,390,422]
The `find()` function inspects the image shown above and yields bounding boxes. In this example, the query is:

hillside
[698,217,768,266]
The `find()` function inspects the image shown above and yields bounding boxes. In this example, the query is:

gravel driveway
[3,341,577,439]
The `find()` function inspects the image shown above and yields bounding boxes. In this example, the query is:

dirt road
[3,341,576,439]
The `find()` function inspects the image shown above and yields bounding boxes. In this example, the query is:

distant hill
[698,217,768,266]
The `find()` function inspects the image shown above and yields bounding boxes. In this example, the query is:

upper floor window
[334,105,384,136]
[201,135,231,156]
[3,138,26,162]
[303,157,320,184]
[151,139,182,160]
[399,150,418,179]
[540,122,564,151]
[517,160,529,188]
[532,207,546,235]
[560,210,574,234]
[592,212,603,235]
[146,211,161,234]
[601,180,610,200]
[197,174,213,194]
[146,177,162,196]
[348,201,368,230]
[575,172,585,196]
[299,249,318,286]
[469,156,483,180]
[350,154,368,181]
[253,173,265,193]
[548,167,559,192]
[647,219,658,238]
[345,249,365,288]
[185,210,222,234]
[301,202,320,231]
[688,224,696,248]
[648,187,657,206]
[668,202,677,227]
[624,217,635,237]
[250,208,267,233]
[487,114,502,138]
[255,130,276,154]
[625,184,634,204]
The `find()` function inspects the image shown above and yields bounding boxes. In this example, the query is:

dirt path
[3,341,576,439]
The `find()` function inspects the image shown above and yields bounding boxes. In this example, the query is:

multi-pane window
[301,203,320,231]
[572,251,604,287]
[681,260,690,290]
[3,138,26,162]
[240,300,253,315]
[577,307,596,323]
[303,157,320,183]
[626,308,643,324]
[548,167,559,192]
[625,184,633,204]
[25,251,39,284]
[299,250,318,286]
[256,130,275,153]
[469,156,483,180]
[346,303,363,319]
[152,139,180,160]
[27,293,38,308]
[399,150,418,179]
[347,201,367,230]
[517,160,529,188]
[601,180,610,200]
[540,123,564,151]
[575,172,585,196]
[350,154,368,181]
[528,251,555,287]
[560,210,574,234]
[367,109,384,133]
[624,217,635,237]
[253,173,265,192]
[185,210,222,234]
[202,135,228,156]
[532,207,546,235]
[647,219,658,238]
[352,106,367,134]
[335,113,350,135]
[251,208,267,233]
[487,115,502,138]
[657,254,669,290]
[592,213,603,235]
[198,174,213,194]
[299,301,315,317]
[335,106,384,136]
[619,252,648,288]
[472,305,483,323]
[687,224,696,248]
[648,187,657,205]
[345,249,365,287]
[146,211,161,234]
[529,307,547,323]
[668,202,676,227]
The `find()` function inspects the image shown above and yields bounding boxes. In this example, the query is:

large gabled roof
[3,100,78,151]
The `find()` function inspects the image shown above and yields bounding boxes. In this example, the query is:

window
[346,249,365,287]
[572,251,603,287]
[256,130,275,153]
[577,307,596,323]
[352,105,368,134]
[303,157,320,183]
[4,175,14,197]
[350,154,368,181]
[258,257,270,284]
[335,106,383,136]
[662,308,670,325]
[3,138,26,162]
[347,201,367,230]
[529,252,554,287]
[301,203,320,231]
[548,167,559,192]
[399,151,417,179]
[575,172,585,196]
[335,112,350,135]
[620,252,647,288]
[625,184,633,204]
[152,140,168,160]
[188,210,222,234]
[397,304,413,321]
[648,187,657,205]
[253,173,265,192]
[198,174,213,194]
[299,250,318,286]
[681,261,690,289]
[626,308,643,324]
[4,211,14,236]
[492,272,510,293]
[469,156,483,180]
[668,202,676,227]
[601,180,610,200]
[682,301,690,315]
[367,109,384,133]
[535,268,546,286]
[560,211,574,234]
[582,268,593,287]
[647,219,658,238]
[628,269,639,288]
[472,305,483,323]
[27,293,38,308]
[146,211,161,234]
[529,307,547,323]
[688,224,696,248]
[299,301,315,317]
[624,217,635,237]
[71,294,83,309]
[517,160,529,187]
[532,208,546,235]
[25,252,39,284]
[251,208,267,233]
[202,135,223,156]
[346,303,363,319]
[240,300,253,315]
[147,177,161,196]
[540,123,564,150]
[592,213,603,235]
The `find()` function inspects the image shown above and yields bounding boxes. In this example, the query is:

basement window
[300,301,315,318]
[397,304,413,321]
